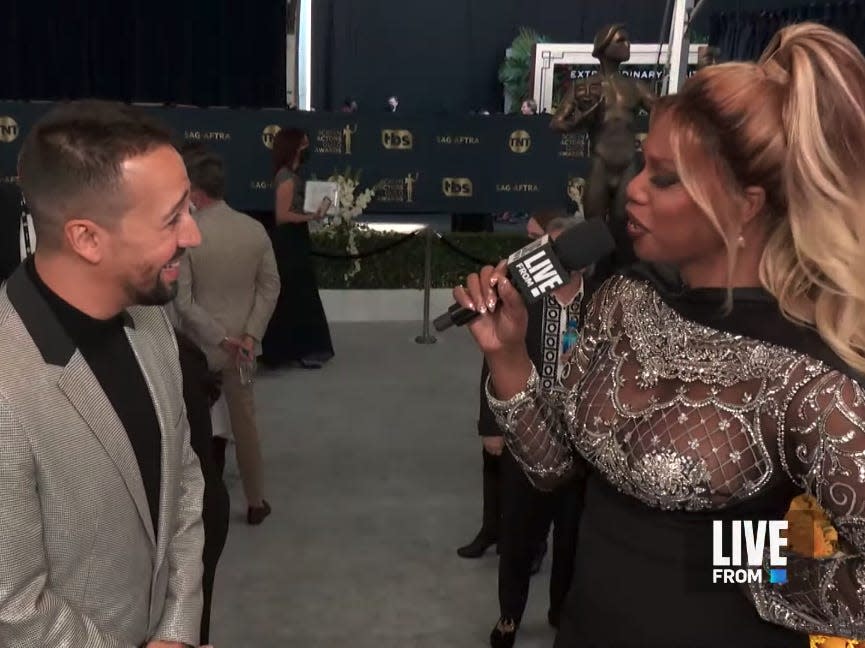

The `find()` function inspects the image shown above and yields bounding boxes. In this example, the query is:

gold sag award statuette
[509,130,531,154]
[0,116,20,143]
[342,124,358,155]
[568,176,587,211]
[262,125,282,149]
[404,172,419,203]
[442,178,473,198]
[382,129,413,150]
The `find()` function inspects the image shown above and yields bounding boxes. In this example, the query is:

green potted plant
[499,27,549,112]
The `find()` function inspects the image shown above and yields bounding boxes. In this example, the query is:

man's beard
[131,275,179,306]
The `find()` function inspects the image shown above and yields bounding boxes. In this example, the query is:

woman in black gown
[261,128,334,368]
[453,24,865,647]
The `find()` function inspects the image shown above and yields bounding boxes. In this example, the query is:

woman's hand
[452,260,528,356]
[482,436,505,456]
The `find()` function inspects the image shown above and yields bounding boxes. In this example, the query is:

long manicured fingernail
[479,305,487,314]
[467,302,476,311]
[488,298,496,312]
[490,276,499,287]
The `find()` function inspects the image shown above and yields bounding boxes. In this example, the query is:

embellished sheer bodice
[488,275,865,639]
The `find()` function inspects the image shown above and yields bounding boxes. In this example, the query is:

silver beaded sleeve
[484,278,615,490]
[750,367,865,639]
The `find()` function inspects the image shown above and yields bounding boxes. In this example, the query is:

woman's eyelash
[650,174,679,188]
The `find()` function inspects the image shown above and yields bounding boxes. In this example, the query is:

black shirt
[26,259,162,533]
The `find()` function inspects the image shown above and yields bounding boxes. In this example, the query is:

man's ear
[64,218,106,264]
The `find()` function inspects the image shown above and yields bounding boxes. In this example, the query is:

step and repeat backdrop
[0,102,649,214]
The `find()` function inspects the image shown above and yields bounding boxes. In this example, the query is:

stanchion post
[415,226,437,345]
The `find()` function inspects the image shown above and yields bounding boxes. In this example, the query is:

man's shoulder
[214,203,269,238]
[0,285,20,354]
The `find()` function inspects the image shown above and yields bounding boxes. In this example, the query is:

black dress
[487,271,865,647]
[261,167,334,367]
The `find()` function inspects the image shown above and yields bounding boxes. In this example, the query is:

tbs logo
[382,129,413,150]
[442,178,473,197]
[712,520,788,584]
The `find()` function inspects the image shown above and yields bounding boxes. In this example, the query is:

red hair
[271,128,306,178]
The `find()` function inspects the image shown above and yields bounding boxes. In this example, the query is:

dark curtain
[0,0,286,107]
[706,1,865,61]
[312,0,670,114]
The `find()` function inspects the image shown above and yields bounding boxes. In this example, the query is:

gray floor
[210,322,557,647]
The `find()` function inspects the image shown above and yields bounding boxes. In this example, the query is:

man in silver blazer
[0,101,205,647]
[172,144,279,525]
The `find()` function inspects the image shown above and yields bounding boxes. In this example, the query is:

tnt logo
[712,520,788,584]
[261,124,282,149]
[509,130,531,154]
[382,129,413,150]
[442,178,473,197]
[0,116,20,143]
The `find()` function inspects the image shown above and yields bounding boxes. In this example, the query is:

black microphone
[433,219,615,332]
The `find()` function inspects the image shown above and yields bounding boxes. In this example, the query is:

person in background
[460,209,591,648]
[261,128,334,369]
[341,97,359,113]
[0,182,24,281]
[386,95,399,113]
[520,99,538,115]
[173,143,280,526]
[174,330,230,644]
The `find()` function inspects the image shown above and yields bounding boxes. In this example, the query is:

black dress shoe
[247,500,271,525]
[490,618,517,648]
[456,530,497,558]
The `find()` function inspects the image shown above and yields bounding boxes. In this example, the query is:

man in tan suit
[173,145,280,525]
[0,101,204,647]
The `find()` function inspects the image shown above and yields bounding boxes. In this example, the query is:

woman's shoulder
[275,167,298,186]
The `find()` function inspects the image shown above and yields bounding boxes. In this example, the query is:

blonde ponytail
[758,24,865,373]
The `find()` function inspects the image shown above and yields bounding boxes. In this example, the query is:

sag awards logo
[0,175,17,184]
[262,125,282,149]
[508,130,531,154]
[559,132,590,159]
[375,172,419,203]
[442,177,473,198]
[186,130,232,143]
[381,129,413,150]
[0,116,20,143]
[315,124,357,155]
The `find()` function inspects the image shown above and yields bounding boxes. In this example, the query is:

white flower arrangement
[321,168,376,282]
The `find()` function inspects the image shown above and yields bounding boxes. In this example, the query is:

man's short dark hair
[179,143,225,200]
[17,100,173,249]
